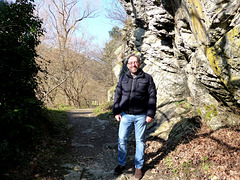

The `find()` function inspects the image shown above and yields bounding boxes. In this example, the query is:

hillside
[4,108,239,179]
[113,0,240,165]
[145,124,240,179]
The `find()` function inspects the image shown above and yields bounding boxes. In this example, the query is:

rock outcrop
[115,0,240,140]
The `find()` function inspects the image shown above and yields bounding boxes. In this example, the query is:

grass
[6,103,239,179]
[9,103,114,179]
[93,102,114,120]
[3,107,74,179]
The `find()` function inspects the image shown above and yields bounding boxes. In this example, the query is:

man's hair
[127,54,140,63]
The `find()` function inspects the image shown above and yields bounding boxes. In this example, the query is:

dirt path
[62,109,118,179]
[63,109,165,180]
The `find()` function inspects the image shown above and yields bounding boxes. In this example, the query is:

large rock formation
[115,0,240,141]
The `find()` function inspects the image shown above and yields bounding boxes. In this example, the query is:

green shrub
[93,102,114,120]
[0,0,45,175]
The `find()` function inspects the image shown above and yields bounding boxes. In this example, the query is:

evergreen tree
[0,0,44,173]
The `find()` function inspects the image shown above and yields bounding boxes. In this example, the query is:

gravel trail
[63,109,164,180]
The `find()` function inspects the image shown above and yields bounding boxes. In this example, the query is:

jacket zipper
[129,76,136,114]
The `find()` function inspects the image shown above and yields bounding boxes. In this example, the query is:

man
[113,54,157,179]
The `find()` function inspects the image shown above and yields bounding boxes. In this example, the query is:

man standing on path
[113,54,157,179]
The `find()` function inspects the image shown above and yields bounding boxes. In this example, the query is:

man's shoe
[134,168,143,179]
[114,165,125,175]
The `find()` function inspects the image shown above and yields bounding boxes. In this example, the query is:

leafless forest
[35,0,126,108]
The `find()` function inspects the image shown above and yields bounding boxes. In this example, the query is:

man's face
[127,56,141,75]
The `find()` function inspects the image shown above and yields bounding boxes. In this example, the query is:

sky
[81,0,123,46]
[31,0,124,47]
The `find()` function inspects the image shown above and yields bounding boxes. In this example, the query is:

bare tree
[36,0,99,106]
[47,0,97,48]
[105,0,128,25]
[92,26,122,91]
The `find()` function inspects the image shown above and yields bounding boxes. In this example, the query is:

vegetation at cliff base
[145,124,240,179]
[0,0,46,175]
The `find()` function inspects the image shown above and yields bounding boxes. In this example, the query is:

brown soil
[12,109,239,180]
[64,109,171,180]
[65,108,119,179]
[144,124,240,180]
[65,109,240,180]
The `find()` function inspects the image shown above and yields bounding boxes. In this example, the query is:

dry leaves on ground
[145,124,240,179]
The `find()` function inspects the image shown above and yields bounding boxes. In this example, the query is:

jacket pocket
[121,80,129,92]
[137,81,148,93]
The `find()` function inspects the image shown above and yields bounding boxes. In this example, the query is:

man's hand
[115,114,122,122]
[146,116,153,123]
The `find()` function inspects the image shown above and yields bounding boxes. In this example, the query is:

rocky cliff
[114,0,240,140]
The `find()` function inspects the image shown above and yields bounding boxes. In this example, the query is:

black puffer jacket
[113,69,157,118]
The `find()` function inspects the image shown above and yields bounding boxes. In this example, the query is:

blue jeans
[118,112,147,169]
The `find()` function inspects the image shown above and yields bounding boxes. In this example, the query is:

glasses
[127,61,139,65]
